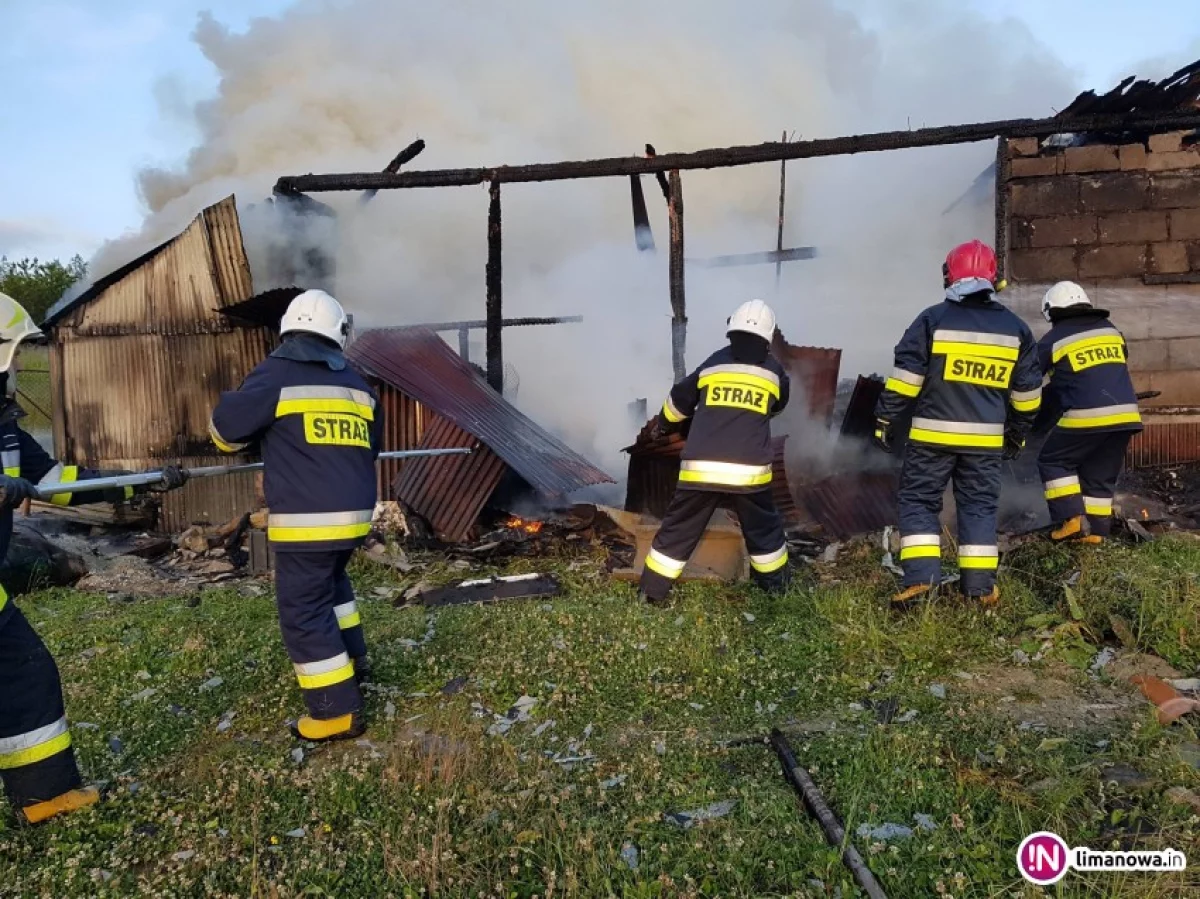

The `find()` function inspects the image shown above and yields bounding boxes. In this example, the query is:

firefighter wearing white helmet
[0,292,188,824]
[211,289,380,742]
[1033,281,1142,543]
[639,300,792,605]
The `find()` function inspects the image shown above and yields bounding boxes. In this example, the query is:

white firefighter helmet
[727,299,776,342]
[280,289,350,348]
[0,291,43,374]
[1041,280,1092,322]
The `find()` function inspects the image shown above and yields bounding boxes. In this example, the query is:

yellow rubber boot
[1078,535,1103,545]
[21,787,100,825]
[289,712,365,743]
[891,584,933,610]
[977,586,1000,607]
[1051,516,1085,542]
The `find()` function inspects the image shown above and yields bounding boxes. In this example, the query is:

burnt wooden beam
[994,137,1011,284]
[485,178,503,393]
[276,110,1200,194]
[381,315,584,333]
[668,170,686,382]
[630,175,654,251]
[645,144,671,201]
[776,130,788,287]
[362,138,427,203]
[689,247,817,270]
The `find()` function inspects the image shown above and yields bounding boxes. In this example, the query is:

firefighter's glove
[154,465,189,492]
[872,418,895,454]
[0,475,37,509]
[1002,432,1026,461]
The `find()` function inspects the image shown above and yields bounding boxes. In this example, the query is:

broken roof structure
[347,327,613,542]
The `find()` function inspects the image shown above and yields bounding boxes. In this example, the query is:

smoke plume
[90,0,1078,477]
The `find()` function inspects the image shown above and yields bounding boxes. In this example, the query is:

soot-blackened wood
[362,138,427,203]
[776,130,788,287]
[668,170,687,382]
[994,137,1011,283]
[276,110,1200,194]
[630,175,655,251]
[645,144,671,202]
[485,178,503,393]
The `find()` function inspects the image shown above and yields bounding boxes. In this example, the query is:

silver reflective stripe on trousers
[0,718,68,758]
[268,510,374,528]
[294,653,352,676]
[900,534,941,548]
[679,460,772,477]
[1061,404,1139,420]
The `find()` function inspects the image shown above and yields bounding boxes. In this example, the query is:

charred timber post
[276,110,1200,194]
[645,144,671,202]
[668,170,687,382]
[362,138,427,203]
[994,137,1011,284]
[769,730,890,899]
[776,130,788,288]
[630,175,654,251]
[486,177,503,393]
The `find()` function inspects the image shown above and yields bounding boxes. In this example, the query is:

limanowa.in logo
[1018,831,1188,885]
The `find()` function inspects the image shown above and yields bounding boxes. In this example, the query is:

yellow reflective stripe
[678,469,772,487]
[662,397,687,423]
[334,602,362,629]
[1045,484,1081,500]
[1010,388,1042,413]
[295,662,356,690]
[0,724,72,770]
[0,584,6,614]
[2,467,18,477]
[1052,334,1124,364]
[269,522,372,542]
[645,548,686,579]
[697,372,781,400]
[884,377,921,398]
[1084,496,1113,516]
[275,398,375,420]
[1059,413,1142,429]
[899,545,940,560]
[209,418,246,453]
[959,555,999,570]
[750,546,788,573]
[123,486,135,500]
[931,341,1019,362]
[50,465,78,507]
[909,429,1004,449]
[1011,397,1041,412]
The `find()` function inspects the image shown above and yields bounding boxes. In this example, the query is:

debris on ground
[1130,674,1200,725]
[928,684,947,700]
[855,822,913,842]
[663,799,738,828]
[1100,764,1154,789]
[1165,787,1200,814]
[414,573,562,608]
[954,661,1138,731]
[620,842,639,870]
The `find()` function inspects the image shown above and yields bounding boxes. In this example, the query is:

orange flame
[1142,509,1150,520]
[505,516,544,534]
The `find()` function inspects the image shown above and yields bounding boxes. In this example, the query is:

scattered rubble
[663,799,737,828]
[856,822,913,842]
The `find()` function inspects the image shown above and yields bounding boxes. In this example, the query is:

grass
[1,537,1198,897]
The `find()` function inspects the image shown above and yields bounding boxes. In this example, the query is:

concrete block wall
[1000,131,1200,410]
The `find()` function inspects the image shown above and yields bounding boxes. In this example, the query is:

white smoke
[89,0,1078,476]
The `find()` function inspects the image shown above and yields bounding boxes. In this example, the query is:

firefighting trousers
[274,549,367,719]
[897,445,1001,596]
[1038,429,1135,537]
[0,605,83,811]
[639,487,788,601]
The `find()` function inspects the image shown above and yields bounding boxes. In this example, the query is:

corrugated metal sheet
[840,376,885,440]
[772,332,841,425]
[799,471,898,539]
[47,196,271,532]
[347,328,613,497]
[393,415,507,542]
[1127,414,1200,467]
[371,381,428,498]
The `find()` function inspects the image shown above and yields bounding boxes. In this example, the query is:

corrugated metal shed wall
[369,380,428,498]
[49,196,271,532]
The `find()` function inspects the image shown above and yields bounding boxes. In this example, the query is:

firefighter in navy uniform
[638,300,791,605]
[210,290,380,743]
[873,241,1043,608]
[1035,281,1142,543]
[0,292,188,824]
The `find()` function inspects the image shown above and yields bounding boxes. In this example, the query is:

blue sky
[2,0,1197,264]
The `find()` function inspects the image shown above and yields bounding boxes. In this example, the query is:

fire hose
[31,448,472,501]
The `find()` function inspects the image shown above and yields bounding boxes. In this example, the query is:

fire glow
[505,516,544,534]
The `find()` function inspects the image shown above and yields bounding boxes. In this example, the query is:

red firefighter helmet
[942,240,998,287]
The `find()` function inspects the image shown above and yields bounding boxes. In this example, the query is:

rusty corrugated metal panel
[772,331,841,424]
[369,380,428,499]
[771,436,799,525]
[394,415,506,542]
[46,196,271,533]
[1127,415,1200,467]
[799,471,898,539]
[347,328,612,496]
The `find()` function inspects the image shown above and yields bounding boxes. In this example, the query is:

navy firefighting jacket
[876,292,1042,453]
[0,402,124,631]
[209,341,382,553]
[1034,310,1142,435]
[659,346,790,491]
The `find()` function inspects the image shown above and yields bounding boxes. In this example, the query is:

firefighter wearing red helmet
[873,241,1042,608]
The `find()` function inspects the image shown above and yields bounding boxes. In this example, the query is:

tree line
[0,256,88,325]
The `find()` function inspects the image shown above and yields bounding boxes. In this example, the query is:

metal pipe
[33,448,472,500]
[769,730,890,899]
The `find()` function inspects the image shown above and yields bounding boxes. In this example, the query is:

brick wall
[1000,130,1200,411]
